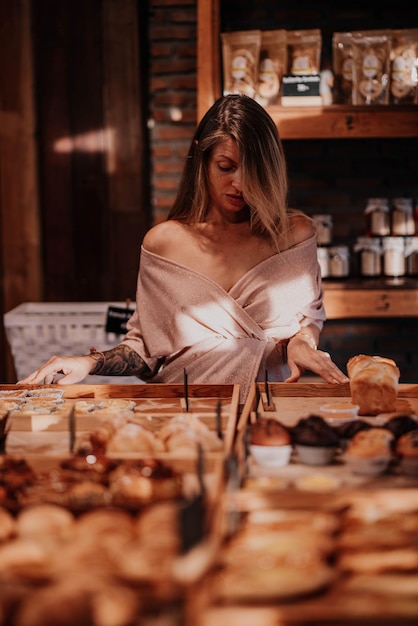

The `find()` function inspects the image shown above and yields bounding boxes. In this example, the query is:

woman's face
[207,137,247,218]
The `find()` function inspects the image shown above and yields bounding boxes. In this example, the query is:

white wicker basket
[4,302,141,384]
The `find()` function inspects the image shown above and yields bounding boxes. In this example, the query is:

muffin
[344,427,394,476]
[249,418,292,467]
[334,419,372,451]
[292,415,340,466]
[396,429,418,476]
[383,414,418,439]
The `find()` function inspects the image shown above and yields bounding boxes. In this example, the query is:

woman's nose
[231,170,242,191]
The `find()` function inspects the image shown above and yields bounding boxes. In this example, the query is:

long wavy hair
[168,94,295,250]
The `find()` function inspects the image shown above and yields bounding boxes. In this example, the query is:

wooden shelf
[323,279,418,318]
[267,104,418,140]
[197,0,418,139]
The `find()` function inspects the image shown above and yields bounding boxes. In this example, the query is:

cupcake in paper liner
[249,418,292,467]
[396,429,418,476]
[292,415,340,466]
[344,427,394,476]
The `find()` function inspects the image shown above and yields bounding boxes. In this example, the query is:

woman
[20,95,349,400]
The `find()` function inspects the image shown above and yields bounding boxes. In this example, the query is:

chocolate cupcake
[292,415,340,466]
[382,414,418,439]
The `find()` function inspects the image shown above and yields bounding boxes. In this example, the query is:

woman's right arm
[18,344,151,385]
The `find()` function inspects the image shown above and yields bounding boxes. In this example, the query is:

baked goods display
[0,502,188,625]
[0,380,417,625]
[347,354,400,416]
[74,411,224,458]
[208,507,336,603]
[6,455,183,512]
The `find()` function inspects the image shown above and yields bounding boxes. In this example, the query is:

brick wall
[149,0,197,223]
[148,0,418,381]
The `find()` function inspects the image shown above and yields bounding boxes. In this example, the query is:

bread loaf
[347,354,400,416]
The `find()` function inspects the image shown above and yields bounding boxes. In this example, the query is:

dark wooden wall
[0,0,151,381]
[32,0,151,302]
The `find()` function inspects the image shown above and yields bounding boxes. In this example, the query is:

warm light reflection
[53,128,117,173]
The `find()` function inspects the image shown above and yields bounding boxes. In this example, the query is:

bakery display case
[0,383,239,625]
[186,381,418,625]
[0,380,417,625]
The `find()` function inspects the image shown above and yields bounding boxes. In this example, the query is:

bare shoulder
[142,220,185,255]
[287,211,315,247]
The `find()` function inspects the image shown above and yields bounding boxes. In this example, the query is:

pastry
[396,429,418,476]
[292,415,340,465]
[248,418,292,467]
[16,504,75,543]
[344,427,394,475]
[383,414,418,439]
[334,419,372,449]
[109,459,182,506]
[0,507,16,542]
[347,354,400,415]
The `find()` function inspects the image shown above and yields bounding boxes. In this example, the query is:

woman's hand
[18,355,94,385]
[284,335,349,384]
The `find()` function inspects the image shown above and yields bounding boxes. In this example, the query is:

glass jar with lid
[405,236,418,276]
[329,245,350,278]
[354,236,382,277]
[364,198,390,236]
[382,237,406,277]
[312,214,333,245]
[391,198,415,236]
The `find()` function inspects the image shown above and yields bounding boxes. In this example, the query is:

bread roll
[347,354,400,416]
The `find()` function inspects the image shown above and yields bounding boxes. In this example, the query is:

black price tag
[105,305,134,335]
[282,74,320,96]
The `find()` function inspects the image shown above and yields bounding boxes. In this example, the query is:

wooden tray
[235,383,418,487]
[2,384,240,466]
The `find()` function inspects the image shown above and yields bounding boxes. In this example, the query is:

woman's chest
[186,238,274,291]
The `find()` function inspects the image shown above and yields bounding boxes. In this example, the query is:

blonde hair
[168,94,297,251]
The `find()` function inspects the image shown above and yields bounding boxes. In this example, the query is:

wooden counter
[1,382,418,625]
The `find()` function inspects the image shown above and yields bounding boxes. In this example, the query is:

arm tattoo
[89,345,152,378]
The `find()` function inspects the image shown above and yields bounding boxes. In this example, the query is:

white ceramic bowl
[295,444,337,466]
[344,453,392,476]
[249,444,292,468]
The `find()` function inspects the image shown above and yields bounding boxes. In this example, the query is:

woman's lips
[227,194,244,206]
